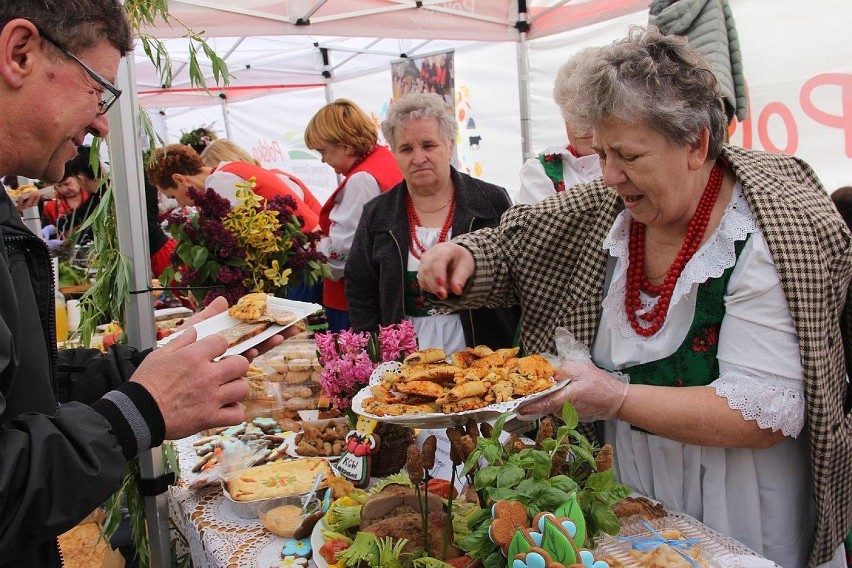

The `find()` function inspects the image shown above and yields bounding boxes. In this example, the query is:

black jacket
[346,167,519,349]
[0,197,161,567]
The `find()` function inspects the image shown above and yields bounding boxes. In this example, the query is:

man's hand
[132,326,250,439]
[16,192,41,213]
[417,242,474,300]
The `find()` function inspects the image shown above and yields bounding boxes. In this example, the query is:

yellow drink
[55,292,69,342]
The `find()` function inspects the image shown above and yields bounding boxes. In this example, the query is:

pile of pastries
[362,345,555,416]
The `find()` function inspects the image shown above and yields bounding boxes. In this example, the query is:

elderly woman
[146,144,320,231]
[418,27,851,568]
[346,93,518,352]
[304,99,403,332]
[516,56,601,204]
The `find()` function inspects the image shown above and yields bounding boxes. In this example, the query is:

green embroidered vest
[621,238,748,388]
[537,153,565,192]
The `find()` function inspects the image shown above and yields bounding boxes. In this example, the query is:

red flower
[555,180,566,193]
[692,324,721,352]
[543,153,559,162]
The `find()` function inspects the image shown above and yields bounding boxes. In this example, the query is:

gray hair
[560,25,727,159]
[381,93,457,151]
[0,0,134,57]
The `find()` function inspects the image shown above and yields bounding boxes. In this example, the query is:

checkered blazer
[452,145,852,566]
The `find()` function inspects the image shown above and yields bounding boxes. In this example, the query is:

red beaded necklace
[406,192,455,260]
[625,162,724,337]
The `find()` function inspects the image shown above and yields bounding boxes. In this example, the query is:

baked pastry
[224,458,334,502]
[229,293,269,321]
[217,321,271,347]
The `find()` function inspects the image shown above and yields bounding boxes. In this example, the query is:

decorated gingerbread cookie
[489,500,529,555]
[512,547,567,568]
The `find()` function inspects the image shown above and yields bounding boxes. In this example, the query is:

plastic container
[258,495,321,536]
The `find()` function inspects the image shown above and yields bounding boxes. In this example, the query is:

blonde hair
[200,139,260,167]
[304,99,378,157]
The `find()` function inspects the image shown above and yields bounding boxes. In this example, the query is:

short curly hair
[304,99,378,157]
[146,144,204,190]
[381,92,457,151]
[561,25,727,160]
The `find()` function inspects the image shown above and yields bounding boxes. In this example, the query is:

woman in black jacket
[346,93,518,352]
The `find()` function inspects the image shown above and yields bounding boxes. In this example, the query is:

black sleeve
[345,206,382,333]
[56,344,150,405]
[145,177,169,255]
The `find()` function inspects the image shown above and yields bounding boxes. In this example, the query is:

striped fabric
[449,145,852,567]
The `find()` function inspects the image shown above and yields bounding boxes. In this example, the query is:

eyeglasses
[38,28,122,115]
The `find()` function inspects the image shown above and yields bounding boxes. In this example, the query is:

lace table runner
[169,435,318,568]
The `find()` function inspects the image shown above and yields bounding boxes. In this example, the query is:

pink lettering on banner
[732,75,852,157]
[757,102,798,155]
[800,73,852,158]
[251,139,285,163]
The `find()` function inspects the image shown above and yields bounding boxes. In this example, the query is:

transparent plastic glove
[46,239,63,253]
[557,360,629,422]
[42,224,57,240]
[519,328,627,421]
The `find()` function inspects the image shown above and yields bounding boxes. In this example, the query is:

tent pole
[516,3,532,162]
[106,54,169,568]
[221,95,234,138]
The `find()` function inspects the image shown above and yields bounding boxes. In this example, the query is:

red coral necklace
[625,162,724,337]
[406,193,455,260]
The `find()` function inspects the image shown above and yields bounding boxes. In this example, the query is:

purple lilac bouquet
[159,178,329,306]
[316,321,418,409]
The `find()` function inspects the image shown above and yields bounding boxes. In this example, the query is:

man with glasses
[0,3,288,566]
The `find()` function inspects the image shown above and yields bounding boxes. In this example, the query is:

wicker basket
[371,422,415,478]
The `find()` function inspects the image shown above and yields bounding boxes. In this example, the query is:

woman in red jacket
[304,99,403,332]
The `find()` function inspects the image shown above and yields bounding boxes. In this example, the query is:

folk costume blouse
[593,183,844,568]
[515,145,601,205]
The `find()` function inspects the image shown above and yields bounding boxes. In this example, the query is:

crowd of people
[0,2,850,568]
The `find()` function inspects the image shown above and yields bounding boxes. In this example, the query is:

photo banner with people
[391,50,455,112]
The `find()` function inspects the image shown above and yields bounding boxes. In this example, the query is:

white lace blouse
[591,182,844,568]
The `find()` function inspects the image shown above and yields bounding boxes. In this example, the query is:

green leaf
[584,469,615,492]
[465,508,492,532]
[481,443,502,465]
[539,438,557,452]
[537,486,571,510]
[548,475,579,494]
[487,488,517,502]
[177,242,194,266]
[496,463,525,488]
[531,449,553,480]
[561,401,579,429]
[491,413,509,441]
[590,502,621,536]
[591,483,633,506]
[572,444,597,469]
[515,478,545,499]
[192,245,209,267]
[473,466,498,491]
[483,549,505,568]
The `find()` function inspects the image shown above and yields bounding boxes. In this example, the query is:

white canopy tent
[109,1,851,565]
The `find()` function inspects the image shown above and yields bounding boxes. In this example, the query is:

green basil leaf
[491,413,509,442]
[466,508,493,532]
[531,450,553,480]
[515,478,544,499]
[561,402,579,429]
[483,549,506,568]
[482,443,502,465]
[538,486,571,510]
[496,463,525,488]
[572,445,597,468]
[593,484,633,506]
[474,466,498,490]
[548,475,579,494]
[539,438,557,452]
[590,502,621,536]
[584,469,615,492]
[488,488,517,502]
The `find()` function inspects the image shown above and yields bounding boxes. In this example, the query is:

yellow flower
[264,260,292,288]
